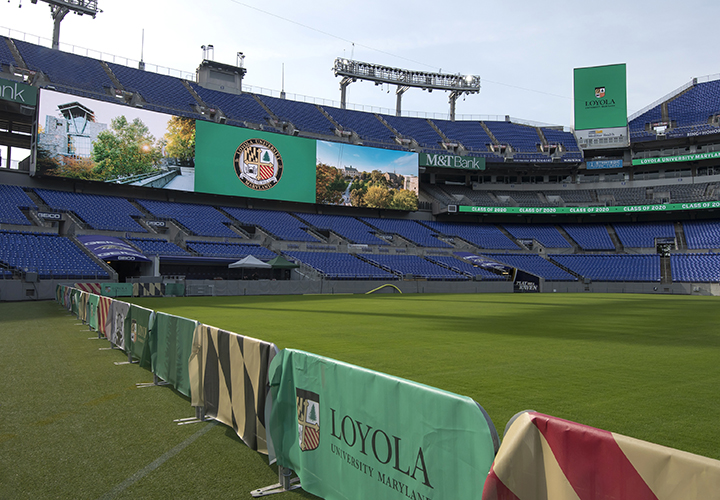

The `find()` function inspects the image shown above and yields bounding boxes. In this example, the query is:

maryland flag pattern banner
[188,324,278,454]
[269,349,500,500]
[482,411,720,500]
[77,291,88,323]
[152,312,198,398]
[97,296,112,338]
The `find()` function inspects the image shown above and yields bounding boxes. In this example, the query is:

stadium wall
[4,279,718,301]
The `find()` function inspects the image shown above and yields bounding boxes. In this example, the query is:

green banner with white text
[632,151,720,166]
[269,349,499,500]
[459,201,720,215]
[419,153,485,170]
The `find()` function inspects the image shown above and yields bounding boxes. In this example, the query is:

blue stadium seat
[424,255,506,280]
[0,185,36,225]
[484,253,576,281]
[35,189,146,232]
[361,217,451,248]
[550,254,660,282]
[137,199,237,238]
[128,238,188,256]
[14,39,114,96]
[0,36,17,66]
[285,251,397,280]
[0,230,108,279]
[503,224,571,248]
[186,240,276,259]
[613,222,675,248]
[260,95,335,135]
[562,224,615,250]
[359,253,467,280]
[671,253,720,282]
[294,213,388,246]
[424,221,518,250]
[222,206,320,243]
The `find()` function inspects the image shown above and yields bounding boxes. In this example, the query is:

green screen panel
[574,63,627,130]
[195,120,316,203]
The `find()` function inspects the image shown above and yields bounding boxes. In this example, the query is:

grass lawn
[2,293,719,498]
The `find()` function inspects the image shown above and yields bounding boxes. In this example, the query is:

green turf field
[2,293,719,498]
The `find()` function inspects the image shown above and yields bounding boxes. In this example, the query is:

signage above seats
[458,201,720,214]
[77,235,150,262]
[0,77,37,107]
[419,153,486,170]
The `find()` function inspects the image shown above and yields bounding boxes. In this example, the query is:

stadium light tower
[333,58,480,120]
[29,0,101,50]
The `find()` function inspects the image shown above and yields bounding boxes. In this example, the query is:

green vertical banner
[87,293,99,331]
[70,289,81,317]
[126,304,154,366]
[151,312,198,397]
[55,284,63,305]
[573,63,627,130]
[269,349,499,500]
[194,120,317,204]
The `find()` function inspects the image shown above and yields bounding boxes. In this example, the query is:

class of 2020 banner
[269,349,499,500]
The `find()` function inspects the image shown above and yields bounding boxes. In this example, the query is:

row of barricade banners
[56,284,720,499]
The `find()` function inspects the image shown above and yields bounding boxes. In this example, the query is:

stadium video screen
[195,121,419,210]
[34,90,419,210]
[34,90,196,192]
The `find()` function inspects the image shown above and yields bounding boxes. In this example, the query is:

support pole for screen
[250,467,301,497]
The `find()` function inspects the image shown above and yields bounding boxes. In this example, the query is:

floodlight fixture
[29,0,101,49]
[333,58,480,120]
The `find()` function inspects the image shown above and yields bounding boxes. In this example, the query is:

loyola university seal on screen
[233,138,283,190]
[297,389,320,451]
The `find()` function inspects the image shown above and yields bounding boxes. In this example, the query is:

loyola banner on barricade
[268,349,500,500]
[151,312,198,397]
[189,324,278,454]
[482,411,720,500]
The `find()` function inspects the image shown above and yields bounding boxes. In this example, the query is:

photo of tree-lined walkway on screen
[35,90,195,192]
[316,140,419,210]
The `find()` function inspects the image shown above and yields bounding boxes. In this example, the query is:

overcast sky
[3,0,719,127]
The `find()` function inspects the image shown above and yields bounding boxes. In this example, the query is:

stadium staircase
[497,226,523,249]
[606,224,624,252]
[480,122,500,146]
[674,222,688,250]
[4,38,25,70]
[544,255,584,282]
[660,255,672,284]
[100,61,124,91]
[556,225,581,252]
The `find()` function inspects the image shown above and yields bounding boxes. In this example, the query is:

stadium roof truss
[333,58,480,121]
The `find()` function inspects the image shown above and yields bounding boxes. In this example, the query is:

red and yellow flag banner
[482,411,720,500]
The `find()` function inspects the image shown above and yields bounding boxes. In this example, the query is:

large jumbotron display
[34,90,420,210]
